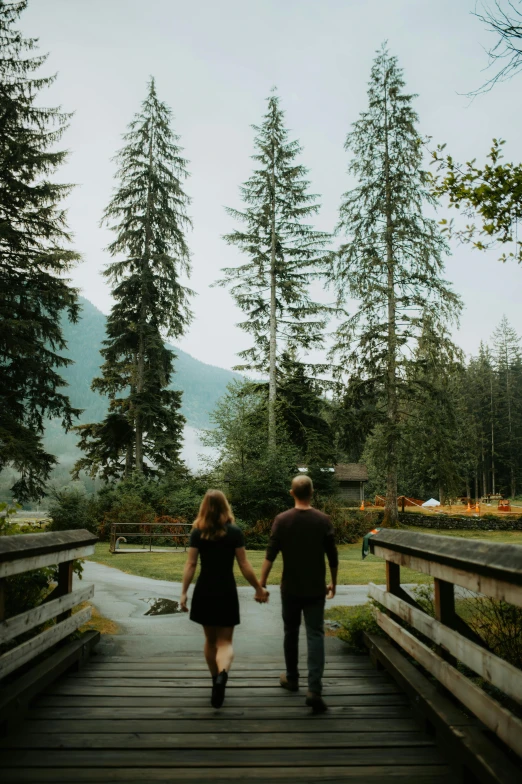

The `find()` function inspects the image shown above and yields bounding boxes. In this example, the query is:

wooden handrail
[369,530,522,760]
[0,529,97,680]
[370,529,522,608]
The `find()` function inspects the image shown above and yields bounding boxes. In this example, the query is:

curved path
[78,560,391,658]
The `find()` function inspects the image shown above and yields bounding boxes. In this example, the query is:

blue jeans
[281,592,325,695]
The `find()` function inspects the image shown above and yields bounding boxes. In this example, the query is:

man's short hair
[291,474,313,500]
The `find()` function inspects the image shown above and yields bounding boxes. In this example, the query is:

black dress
[189,524,245,627]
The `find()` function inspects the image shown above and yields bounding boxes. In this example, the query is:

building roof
[334,463,369,482]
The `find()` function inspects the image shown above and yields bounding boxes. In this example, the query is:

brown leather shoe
[305,691,328,713]
[279,673,299,692]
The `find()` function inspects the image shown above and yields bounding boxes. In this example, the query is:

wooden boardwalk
[0,652,455,783]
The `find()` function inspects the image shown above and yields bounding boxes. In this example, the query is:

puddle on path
[142,597,182,616]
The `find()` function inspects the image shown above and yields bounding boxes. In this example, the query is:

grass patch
[87,529,522,586]
[87,541,433,586]
[325,604,381,651]
[75,602,120,635]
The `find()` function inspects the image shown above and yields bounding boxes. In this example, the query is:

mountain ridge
[43,296,241,467]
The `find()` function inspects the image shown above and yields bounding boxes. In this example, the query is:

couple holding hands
[180,474,339,712]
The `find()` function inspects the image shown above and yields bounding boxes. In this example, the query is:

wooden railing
[369,529,522,760]
[0,529,98,680]
[109,522,192,553]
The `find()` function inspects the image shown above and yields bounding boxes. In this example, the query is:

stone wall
[398,512,522,531]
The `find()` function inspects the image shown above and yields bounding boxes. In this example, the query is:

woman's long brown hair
[193,490,234,540]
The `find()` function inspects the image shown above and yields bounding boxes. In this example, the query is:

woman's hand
[180,592,189,612]
[255,587,270,603]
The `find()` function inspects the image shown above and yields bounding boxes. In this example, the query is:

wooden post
[386,561,401,596]
[56,561,74,623]
[433,578,457,667]
[0,577,5,622]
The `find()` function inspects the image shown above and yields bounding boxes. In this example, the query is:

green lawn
[87,529,522,586]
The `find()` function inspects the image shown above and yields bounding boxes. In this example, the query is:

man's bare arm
[260,558,274,587]
[327,565,338,599]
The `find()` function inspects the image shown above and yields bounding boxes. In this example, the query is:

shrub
[47,486,96,534]
[318,498,382,543]
[100,493,156,542]
[327,603,383,652]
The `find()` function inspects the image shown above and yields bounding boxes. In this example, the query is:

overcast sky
[21,0,522,370]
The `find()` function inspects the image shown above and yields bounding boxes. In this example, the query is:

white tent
[421,498,440,507]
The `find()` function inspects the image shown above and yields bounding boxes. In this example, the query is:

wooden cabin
[334,463,369,504]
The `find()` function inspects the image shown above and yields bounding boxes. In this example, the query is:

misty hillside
[43,297,241,465]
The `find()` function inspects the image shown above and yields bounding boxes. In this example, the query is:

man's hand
[326,583,336,600]
[255,587,270,603]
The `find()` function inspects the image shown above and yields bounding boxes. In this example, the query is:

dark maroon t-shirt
[265,507,339,598]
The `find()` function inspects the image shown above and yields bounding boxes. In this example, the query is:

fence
[109,522,193,553]
[368,529,522,760]
[0,529,98,681]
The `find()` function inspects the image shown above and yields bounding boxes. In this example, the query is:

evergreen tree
[277,353,335,467]
[202,380,300,523]
[0,1,81,500]
[75,79,192,479]
[331,45,461,525]
[219,90,331,450]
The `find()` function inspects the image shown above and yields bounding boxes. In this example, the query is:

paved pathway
[78,561,389,658]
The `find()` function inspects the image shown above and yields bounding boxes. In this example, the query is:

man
[259,474,338,713]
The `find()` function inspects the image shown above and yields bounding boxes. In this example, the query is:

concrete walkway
[77,561,383,659]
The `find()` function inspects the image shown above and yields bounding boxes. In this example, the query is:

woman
[180,490,269,708]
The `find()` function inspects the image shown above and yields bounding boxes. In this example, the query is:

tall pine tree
[331,45,461,525]
[0,0,81,500]
[74,79,192,479]
[219,90,331,450]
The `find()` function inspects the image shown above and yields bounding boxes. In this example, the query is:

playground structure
[367,495,522,517]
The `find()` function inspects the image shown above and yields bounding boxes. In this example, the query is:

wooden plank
[0,631,99,735]
[365,632,522,784]
[0,764,456,783]
[55,676,392,689]
[370,529,522,585]
[91,655,366,663]
[78,660,372,670]
[368,583,522,704]
[375,609,522,759]
[0,746,447,768]
[69,667,377,678]
[35,693,409,708]
[372,545,522,608]
[1,730,435,750]
[0,530,98,563]
[0,607,91,679]
[45,682,400,698]
[0,585,94,644]
[28,704,414,720]
[20,717,421,734]
[0,545,96,579]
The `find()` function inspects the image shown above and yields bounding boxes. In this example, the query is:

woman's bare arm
[180,547,199,611]
[235,547,269,602]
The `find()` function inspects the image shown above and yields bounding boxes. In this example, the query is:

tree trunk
[268,147,277,453]
[505,350,515,497]
[383,65,398,527]
[474,469,478,505]
[135,127,154,472]
[481,440,487,498]
[125,442,133,479]
[490,376,495,496]
[135,327,145,472]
